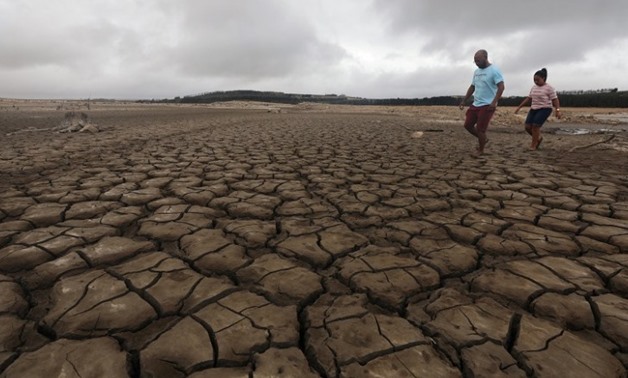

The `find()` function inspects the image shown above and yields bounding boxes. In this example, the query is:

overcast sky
[2,0,627,100]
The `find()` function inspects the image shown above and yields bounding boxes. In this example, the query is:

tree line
[158,89,628,108]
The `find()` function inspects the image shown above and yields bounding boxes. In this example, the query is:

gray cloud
[160,2,346,79]
[1,0,627,99]
[375,1,626,45]
[373,0,628,66]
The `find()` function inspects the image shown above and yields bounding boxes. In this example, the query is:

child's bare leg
[530,126,541,150]
[534,127,543,149]
[525,124,534,149]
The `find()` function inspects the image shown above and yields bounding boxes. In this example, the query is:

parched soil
[0,101,627,377]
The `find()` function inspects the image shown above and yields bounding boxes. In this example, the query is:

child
[514,68,561,150]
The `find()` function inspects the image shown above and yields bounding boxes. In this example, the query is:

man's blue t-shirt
[472,65,504,106]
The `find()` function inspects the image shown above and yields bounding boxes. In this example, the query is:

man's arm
[490,81,505,109]
[459,85,475,109]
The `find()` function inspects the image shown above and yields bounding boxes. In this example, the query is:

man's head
[474,50,489,69]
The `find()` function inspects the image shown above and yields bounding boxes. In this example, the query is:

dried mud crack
[0,103,627,377]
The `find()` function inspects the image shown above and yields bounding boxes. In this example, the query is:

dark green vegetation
[153,89,628,108]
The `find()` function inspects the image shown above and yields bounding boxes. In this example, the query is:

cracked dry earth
[1,104,628,378]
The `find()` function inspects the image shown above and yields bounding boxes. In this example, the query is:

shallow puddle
[550,128,626,135]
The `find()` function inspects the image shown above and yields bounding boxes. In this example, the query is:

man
[459,49,505,155]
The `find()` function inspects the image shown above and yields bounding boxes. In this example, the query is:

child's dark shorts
[525,108,553,127]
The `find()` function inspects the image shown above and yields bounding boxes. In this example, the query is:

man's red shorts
[464,105,495,133]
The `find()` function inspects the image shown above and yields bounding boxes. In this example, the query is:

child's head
[534,68,547,85]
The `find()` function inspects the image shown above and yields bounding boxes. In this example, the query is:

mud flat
[0,100,627,377]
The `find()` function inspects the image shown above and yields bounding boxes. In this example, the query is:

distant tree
[164,89,628,108]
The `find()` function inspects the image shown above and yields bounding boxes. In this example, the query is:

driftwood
[568,134,616,152]
[5,112,99,136]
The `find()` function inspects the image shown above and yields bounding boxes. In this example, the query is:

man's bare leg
[464,124,478,138]
[477,131,487,154]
